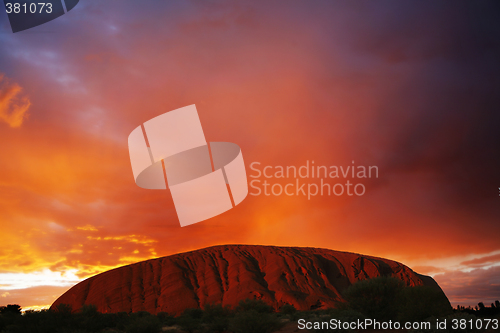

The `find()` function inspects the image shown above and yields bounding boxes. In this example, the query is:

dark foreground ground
[1,301,499,333]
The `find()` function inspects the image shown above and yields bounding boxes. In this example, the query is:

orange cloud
[0,74,31,128]
[461,253,500,268]
[76,225,99,232]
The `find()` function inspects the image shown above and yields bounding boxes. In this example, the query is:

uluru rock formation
[51,245,448,315]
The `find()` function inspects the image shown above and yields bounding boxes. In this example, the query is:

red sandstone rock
[51,245,447,315]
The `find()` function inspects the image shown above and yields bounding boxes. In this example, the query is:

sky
[0,0,499,310]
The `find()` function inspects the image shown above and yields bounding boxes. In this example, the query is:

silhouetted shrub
[29,309,60,333]
[1,309,56,333]
[342,277,452,322]
[229,309,282,333]
[342,276,404,320]
[235,299,273,313]
[156,311,176,326]
[77,304,110,332]
[0,305,21,315]
[79,304,98,316]
[280,304,297,315]
[125,313,161,333]
[202,303,233,333]
[397,285,452,321]
[177,308,204,333]
[0,306,22,332]
[183,308,204,319]
[54,303,73,315]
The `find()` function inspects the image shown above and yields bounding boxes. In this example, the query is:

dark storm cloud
[435,266,500,307]
[341,1,500,215]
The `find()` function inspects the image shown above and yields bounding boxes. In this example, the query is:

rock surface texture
[51,245,447,314]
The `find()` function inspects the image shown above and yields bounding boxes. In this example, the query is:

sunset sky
[0,1,499,310]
